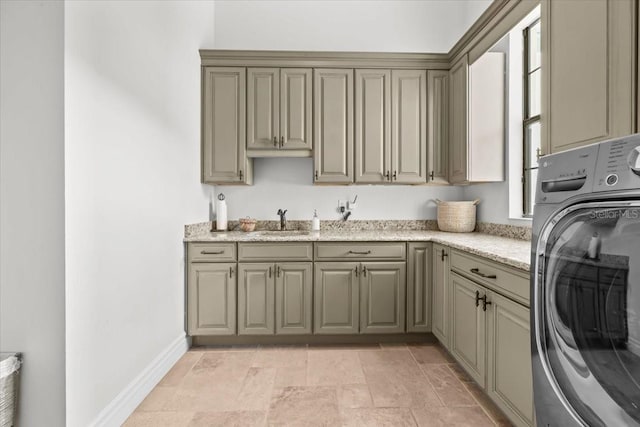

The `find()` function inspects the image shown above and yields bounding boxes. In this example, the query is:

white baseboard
[90,333,189,427]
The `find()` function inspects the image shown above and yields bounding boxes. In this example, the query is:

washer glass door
[537,201,640,426]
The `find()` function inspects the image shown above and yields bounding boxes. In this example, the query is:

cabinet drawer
[315,242,406,261]
[188,243,236,262]
[238,243,313,262]
[450,250,529,306]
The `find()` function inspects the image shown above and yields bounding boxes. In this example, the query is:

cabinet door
[407,243,432,332]
[247,68,280,150]
[238,263,275,335]
[188,262,236,336]
[427,70,449,184]
[450,272,485,385]
[432,244,450,347]
[202,67,251,184]
[355,69,391,183]
[313,69,354,184]
[487,292,533,427]
[543,0,635,154]
[280,68,312,151]
[275,262,313,335]
[448,56,468,184]
[314,262,359,334]
[391,70,427,184]
[360,262,406,334]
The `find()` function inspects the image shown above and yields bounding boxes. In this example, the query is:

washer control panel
[594,134,640,193]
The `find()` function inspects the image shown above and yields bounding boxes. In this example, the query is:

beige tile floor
[125,343,513,427]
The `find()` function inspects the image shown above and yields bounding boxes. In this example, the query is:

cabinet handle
[315,171,318,181]
[393,171,397,181]
[355,265,359,277]
[273,136,278,146]
[201,250,224,255]
[536,148,545,160]
[385,171,390,181]
[475,290,481,307]
[276,265,281,277]
[363,266,367,277]
[239,170,243,181]
[348,250,372,255]
[441,250,448,262]
[470,268,497,279]
[229,266,234,278]
[482,296,492,312]
[269,266,272,278]
[280,136,284,148]
[430,171,435,180]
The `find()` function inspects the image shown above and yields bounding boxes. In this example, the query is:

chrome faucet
[277,209,287,231]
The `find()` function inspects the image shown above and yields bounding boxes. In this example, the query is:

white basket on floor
[435,199,480,233]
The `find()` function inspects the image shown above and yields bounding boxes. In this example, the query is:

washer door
[536,200,640,426]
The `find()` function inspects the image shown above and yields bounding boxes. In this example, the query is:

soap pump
[312,209,320,231]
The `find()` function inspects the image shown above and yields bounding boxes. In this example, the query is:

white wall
[0,1,66,426]
[65,1,214,425]
[214,0,487,221]
[217,158,463,220]
[214,0,491,53]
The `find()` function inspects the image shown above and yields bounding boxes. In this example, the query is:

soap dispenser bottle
[312,209,320,231]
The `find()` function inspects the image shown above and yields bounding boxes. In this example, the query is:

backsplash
[185,220,531,241]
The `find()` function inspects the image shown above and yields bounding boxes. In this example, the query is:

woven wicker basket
[435,199,480,233]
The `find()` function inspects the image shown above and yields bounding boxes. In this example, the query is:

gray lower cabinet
[188,262,236,336]
[314,262,359,334]
[276,262,313,334]
[238,263,275,335]
[238,262,313,335]
[486,291,533,427]
[431,244,450,345]
[360,262,406,334]
[450,272,486,385]
[407,243,432,332]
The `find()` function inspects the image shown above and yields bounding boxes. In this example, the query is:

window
[523,19,541,217]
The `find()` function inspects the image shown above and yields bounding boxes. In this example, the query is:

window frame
[522,18,541,218]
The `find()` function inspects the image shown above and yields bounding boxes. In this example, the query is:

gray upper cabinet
[432,244,450,346]
[391,70,427,184]
[449,56,468,185]
[314,69,355,184]
[247,68,312,156]
[360,262,406,334]
[542,0,636,155]
[449,53,505,184]
[201,67,252,185]
[247,68,279,150]
[275,262,313,335]
[427,70,449,184]
[355,69,391,184]
[407,243,432,332]
[238,263,275,335]
[355,69,427,184]
[314,262,359,333]
[188,262,236,336]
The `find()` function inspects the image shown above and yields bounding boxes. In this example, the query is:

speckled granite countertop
[185,230,531,271]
